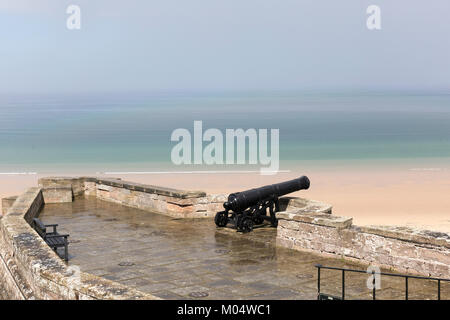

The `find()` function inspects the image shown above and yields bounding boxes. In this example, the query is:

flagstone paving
[39,197,450,300]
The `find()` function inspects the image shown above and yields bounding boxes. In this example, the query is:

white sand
[1,166,449,232]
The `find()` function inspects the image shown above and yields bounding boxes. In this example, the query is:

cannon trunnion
[215,176,310,232]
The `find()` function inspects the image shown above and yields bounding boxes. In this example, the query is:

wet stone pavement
[39,197,450,300]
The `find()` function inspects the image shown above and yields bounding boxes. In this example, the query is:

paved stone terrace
[39,197,450,300]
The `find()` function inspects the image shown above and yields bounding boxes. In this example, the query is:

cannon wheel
[214,211,229,227]
[253,216,265,225]
[237,216,254,233]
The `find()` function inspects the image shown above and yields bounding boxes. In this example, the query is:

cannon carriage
[214,176,310,232]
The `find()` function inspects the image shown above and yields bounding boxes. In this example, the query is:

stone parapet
[39,176,221,218]
[94,177,206,199]
[277,211,352,229]
[358,225,450,249]
[0,187,159,300]
[38,177,84,197]
[276,209,450,278]
[6,187,44,224]
[41,187,73,203]
[1,196,18,216]
[278,197,332,214]
[4,175,449,298]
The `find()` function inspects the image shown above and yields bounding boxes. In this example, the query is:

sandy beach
[2,164,449,233]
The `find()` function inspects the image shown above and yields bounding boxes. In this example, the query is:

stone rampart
[2,175,449,299]
[0,186,158,300]
[276,210,450,278]
[39,176,225,218]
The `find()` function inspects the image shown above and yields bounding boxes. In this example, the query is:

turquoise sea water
[0,92,449,173]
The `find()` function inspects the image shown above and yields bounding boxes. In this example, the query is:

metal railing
[315,264,450,300]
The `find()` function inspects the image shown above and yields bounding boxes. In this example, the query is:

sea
[0,91,449,174]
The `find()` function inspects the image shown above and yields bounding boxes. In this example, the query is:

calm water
[0,92,449,173]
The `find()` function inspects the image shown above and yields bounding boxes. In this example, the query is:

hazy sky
[1,0,449,95]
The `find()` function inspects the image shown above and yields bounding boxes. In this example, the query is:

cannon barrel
[224,176,310,212]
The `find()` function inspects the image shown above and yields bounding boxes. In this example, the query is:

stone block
[207,194,227,203]
[84,182,97,196]
[97,184,112,192]
[360,225,450,249]
[280,197,332,214]
[38,177,73,189]
[277,219,300,231]
[2,196,18,215]
[292,213,352,229]
[42,187,73,203]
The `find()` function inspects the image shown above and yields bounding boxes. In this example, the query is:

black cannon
[214,176,310,232]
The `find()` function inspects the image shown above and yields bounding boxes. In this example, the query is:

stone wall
[1,196,18,216]
[276,210,450,278]
[39,176,226,218]
[3,175,449,299]
[0,186,158,300]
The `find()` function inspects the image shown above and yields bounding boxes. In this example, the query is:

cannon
[214,176,310,232]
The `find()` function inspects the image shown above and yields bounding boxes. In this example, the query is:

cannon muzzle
[224,176,310,212]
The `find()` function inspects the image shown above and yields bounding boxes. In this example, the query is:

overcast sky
[0,0,449,95]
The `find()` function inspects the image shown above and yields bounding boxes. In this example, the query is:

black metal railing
[315,264,450,300]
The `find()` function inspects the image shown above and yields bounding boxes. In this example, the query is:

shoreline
[1,162,449,233]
